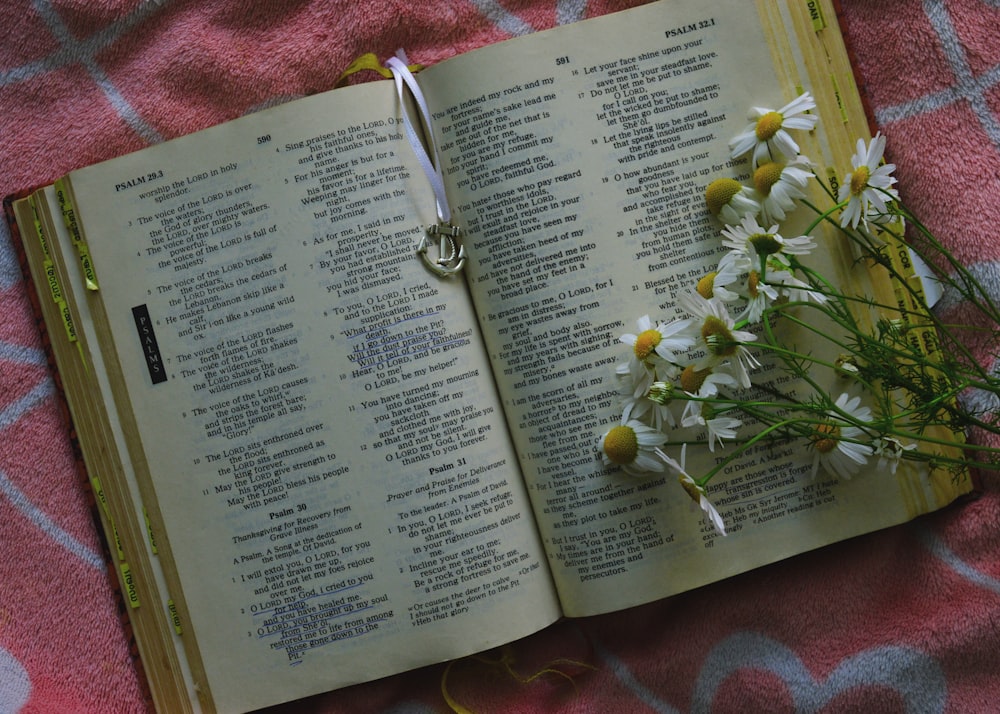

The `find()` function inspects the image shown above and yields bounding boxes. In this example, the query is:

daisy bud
[835,354,861,378]
[647,381,674,405]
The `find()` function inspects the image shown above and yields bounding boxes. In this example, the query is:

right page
[418,0,972,617]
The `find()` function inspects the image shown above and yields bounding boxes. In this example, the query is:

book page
[63,79,558,713]
[419,0,970,616]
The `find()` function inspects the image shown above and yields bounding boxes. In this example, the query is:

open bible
[8,1,972,712]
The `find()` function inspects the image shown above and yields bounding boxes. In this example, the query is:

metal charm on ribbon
[386,51,465,277]
[417,222,465,277]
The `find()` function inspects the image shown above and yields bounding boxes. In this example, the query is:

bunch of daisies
[596,92,980,535]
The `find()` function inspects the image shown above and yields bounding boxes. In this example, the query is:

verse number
[257,134,272,145]
[555,55,570,65]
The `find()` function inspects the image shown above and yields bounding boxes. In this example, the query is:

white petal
[780,92,816,115]
[866,133,886,166]
[753,141,774,167]
[633,452,665,472]
[702,497,727,535]
[852,137,867,167]
[839,441,871,465]
[781,115,817,131]
[837,179,852,203]
[636,429,667,447]
[772,131,800,159]
[729,130,757,159]
[841,199,862,228]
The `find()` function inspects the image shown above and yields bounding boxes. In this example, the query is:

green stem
[801,198,850,236]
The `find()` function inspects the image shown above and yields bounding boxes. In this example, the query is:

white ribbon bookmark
[386,50,465,277]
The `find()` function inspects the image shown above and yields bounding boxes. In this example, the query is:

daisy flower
[752,155,813,225]
[678,364,738,426]
[721,214,815,271]
[765,266,828,306]
[872,436,917,475]
[729,92,818,167]
[809,393,873,479]
[681,403,742,452]
[740,269,781,323]
[617,315,692,399]
[698,251,750,304]
[838,132,899,229]
[677,291,760,388]
[679,363,738,397]
[598,419,668,476]
[620,315,694,369]
[705,177,761,225]
[700,253,789,323]
[616,358,655,400]
[656,445,726,535]
[621,380,677,430]
[623,391,676,431]
[696,270,718,299]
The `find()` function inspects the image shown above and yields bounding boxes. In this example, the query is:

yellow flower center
[697,272,717,299]
[701,316,737,357]
[603,425,638,465]
[747,270,760,298]
[680,365,710,393]
[850,165,871,196]
[810,422,840,454]
[753,161,784,196]
[679,475,702,504]
[748,232,782,257]
[755,111,784,141]
[633,329,661,361]
[705,178,742,215]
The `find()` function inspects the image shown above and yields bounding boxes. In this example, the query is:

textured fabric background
[1,1,998,712]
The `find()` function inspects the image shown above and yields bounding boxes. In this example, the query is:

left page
[60,78,558,713]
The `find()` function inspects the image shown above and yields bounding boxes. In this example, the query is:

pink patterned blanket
[1,1,998,712]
